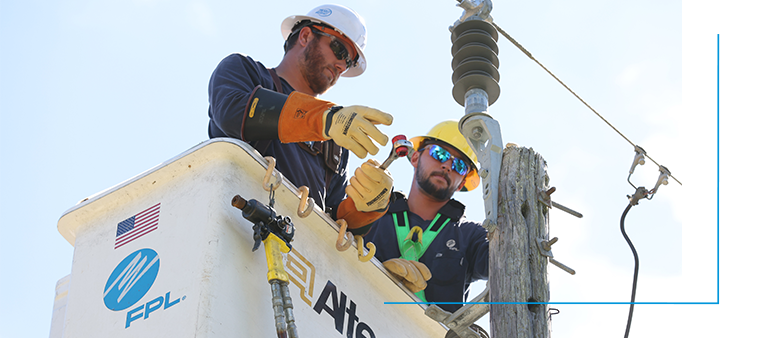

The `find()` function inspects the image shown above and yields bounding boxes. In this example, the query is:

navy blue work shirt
[207,53,349,213]
[364,192,489,312]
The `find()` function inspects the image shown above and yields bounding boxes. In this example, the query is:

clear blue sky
[1,0,762,337]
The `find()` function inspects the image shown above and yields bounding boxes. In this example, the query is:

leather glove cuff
[336,198,389,236]
[278,91,335,143]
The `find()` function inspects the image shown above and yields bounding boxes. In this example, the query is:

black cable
[619,203,639,338]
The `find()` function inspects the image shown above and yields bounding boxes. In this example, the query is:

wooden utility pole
[489,145,551,338]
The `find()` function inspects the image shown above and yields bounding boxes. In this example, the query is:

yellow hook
[405,226,424,244]
[356,235,376,263]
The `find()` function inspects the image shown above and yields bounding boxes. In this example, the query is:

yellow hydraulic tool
[232,191,298,338]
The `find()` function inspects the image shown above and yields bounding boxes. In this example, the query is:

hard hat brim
[281,15,367,77]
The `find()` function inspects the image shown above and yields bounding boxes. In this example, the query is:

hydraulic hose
[620,203,639,338]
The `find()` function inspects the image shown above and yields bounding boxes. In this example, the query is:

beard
[300,38,336,95]
[415,163,455,202]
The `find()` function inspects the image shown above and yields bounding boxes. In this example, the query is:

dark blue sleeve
[465,219,489,282]
[325,148,350,213]
[207,54,270,139]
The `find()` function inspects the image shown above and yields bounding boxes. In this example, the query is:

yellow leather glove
[345,159,393,212]
[244,89,393,156]
[323,106,393,159]
[382,258,432,294]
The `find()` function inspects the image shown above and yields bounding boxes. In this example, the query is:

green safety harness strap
[393,211,451,301]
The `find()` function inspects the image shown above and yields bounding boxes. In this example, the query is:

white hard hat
[281,4,368,77]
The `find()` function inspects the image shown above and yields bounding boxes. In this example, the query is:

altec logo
[103,248,184,328]
[313,281,376,338]
[286,249,376,337]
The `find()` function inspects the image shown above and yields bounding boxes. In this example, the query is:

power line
[490,21,682,186]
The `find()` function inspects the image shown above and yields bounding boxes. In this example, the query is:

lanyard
[393,211,451,301]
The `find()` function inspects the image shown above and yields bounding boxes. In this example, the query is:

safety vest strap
[394,211,451,260]
[393,211,452,302]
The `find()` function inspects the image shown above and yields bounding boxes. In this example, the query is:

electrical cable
[489,21,682,186]
[619,202,640,338]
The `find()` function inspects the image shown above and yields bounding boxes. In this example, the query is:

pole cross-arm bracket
[460,113,503,232]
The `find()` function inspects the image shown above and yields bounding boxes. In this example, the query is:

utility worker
[364,120,489,312]
[207,4,394,235]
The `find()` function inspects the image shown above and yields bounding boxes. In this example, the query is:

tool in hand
[379,134,414,170]
[232,191,299,338]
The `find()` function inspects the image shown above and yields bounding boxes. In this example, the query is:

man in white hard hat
[364,121,489,314]
[208,4,393,235]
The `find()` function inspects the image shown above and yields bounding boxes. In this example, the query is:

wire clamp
[627,145,647,189]
[627,186,649,206]
[649,165,671,197]
[450,0,494,32]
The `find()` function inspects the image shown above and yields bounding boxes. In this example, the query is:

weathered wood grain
[489,145,551,338]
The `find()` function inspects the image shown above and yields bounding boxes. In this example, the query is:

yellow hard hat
[410,120,480,192]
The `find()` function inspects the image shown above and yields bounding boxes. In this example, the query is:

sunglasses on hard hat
[421,144,470,176]
[309,25,358,70]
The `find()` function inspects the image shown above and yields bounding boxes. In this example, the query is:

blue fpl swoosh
[103,248,160,311]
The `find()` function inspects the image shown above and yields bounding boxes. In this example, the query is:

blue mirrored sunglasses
[424,144,470,176]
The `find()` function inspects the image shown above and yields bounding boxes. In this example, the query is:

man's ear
[297,26,314,47]
[410,150,420,168]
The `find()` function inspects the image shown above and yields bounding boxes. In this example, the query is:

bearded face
[299,36,337,95]
[415,157,456,202]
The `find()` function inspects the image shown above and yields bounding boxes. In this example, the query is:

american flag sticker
[115,203,160,249]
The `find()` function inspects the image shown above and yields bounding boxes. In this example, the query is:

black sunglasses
[309,26,358,69]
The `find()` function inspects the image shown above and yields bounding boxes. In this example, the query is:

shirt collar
[389,191,466,220]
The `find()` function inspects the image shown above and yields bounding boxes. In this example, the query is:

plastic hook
[297,186,314,218]
[335,219,354,251]
[355,235,376,262]
[262,156,283,192]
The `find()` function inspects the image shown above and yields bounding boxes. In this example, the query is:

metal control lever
[380,134,414,170]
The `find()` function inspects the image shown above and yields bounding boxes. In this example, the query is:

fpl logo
[103,248,160,310]
[103,248,183,328]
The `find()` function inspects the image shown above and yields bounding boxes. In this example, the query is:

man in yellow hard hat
[207,4,394,234]
[364,120,489,312]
